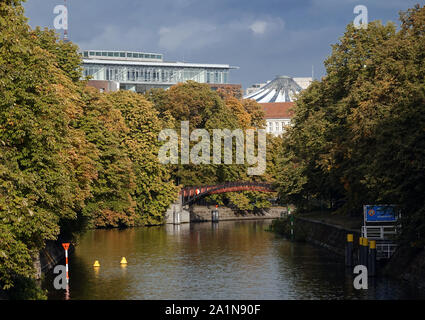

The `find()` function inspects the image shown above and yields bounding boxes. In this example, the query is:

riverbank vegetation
[0,0,179,297]
[276,5,425,250]
[144,80,280,212]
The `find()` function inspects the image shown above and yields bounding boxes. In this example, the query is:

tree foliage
[145,81,275,211]
[106,90,179,226]
[277,5,425,247]
[0,0,179,295]
[0,0,95,291]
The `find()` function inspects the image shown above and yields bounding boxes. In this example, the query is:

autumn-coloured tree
[106,91,179,225]
[276,5,425,249]
[146,81,275,211]
[77,87,136,228]
[0,0,95,295]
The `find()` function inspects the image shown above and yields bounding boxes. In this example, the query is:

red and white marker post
[62,243,70,284]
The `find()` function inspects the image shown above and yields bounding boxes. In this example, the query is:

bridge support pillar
[165,193,190,224]
[211,209,219,223]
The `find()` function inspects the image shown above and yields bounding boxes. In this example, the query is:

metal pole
[290,213,294,241]
[359,237,364,265]
[65,249,69,284]
[62,243,70,285]
[364,238,369,269]
[63,0,69,42]
[345,234,353,267]
[368,240,376,277]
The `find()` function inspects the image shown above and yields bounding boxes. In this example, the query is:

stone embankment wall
[190,205,285,222]
[294,216,425,288]
[33,240,73,280]
[294,217,361,256]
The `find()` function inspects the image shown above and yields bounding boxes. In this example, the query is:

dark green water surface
[43,220,425,300]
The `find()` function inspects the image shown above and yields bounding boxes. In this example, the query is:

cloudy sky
[23,0,420,89]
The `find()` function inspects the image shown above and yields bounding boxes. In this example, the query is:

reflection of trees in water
[182,221,273,265]
[274,241,425,299]
[274,241,357,299]
[42,249,132,300]
[45,222,425,299]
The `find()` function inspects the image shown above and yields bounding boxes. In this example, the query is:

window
[96,52,101,56]
[120,52,125,57]
[114,52,119,57]
[101,52,107,56]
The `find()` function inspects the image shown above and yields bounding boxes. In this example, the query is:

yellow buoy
[120,257,127,264]
[93,260,100,267]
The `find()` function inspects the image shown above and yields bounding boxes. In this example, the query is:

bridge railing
[180,181,275,205]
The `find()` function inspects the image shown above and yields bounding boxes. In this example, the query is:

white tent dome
[244,76,303,103]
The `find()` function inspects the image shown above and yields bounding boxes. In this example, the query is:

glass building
[81,50,238,93]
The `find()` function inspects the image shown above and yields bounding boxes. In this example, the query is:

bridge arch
[180,182,275,205]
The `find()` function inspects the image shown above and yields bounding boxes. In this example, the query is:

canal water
[43,220,425,300]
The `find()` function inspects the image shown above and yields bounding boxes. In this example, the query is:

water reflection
[43,220,425,300]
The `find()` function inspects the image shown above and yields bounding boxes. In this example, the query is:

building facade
[81,50,238,93]
[262,102,294,136]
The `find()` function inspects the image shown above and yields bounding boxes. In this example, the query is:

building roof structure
[261,102,294,119]
[244,76,304,103]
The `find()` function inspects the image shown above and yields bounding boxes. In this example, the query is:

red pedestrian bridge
[180,182,275,205]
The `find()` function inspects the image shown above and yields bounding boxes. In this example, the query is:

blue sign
[365,205,397,222]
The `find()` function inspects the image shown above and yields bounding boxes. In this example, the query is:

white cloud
[249,17,284,35]
[250,21,267,35]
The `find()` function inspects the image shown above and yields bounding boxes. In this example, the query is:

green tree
[106,90,179,225]
[0,0,95,293]
[77,88,136,228]
[276,4,425,249]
